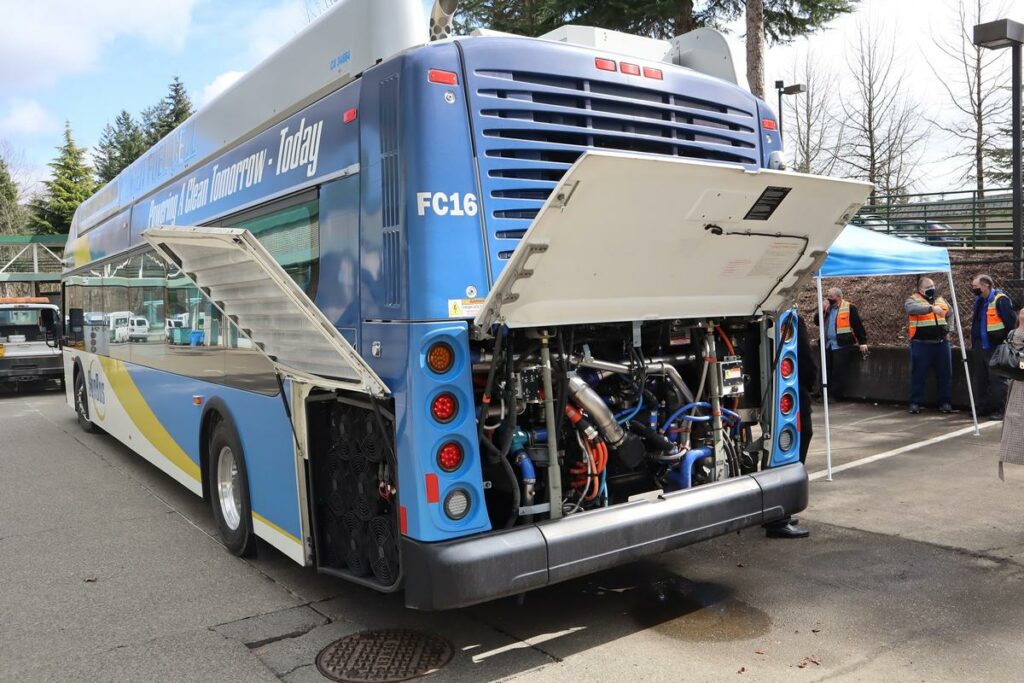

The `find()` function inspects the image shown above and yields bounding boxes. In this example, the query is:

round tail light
[444,488,471,520]
[779,427,795,452]
[426,342,454,374]
[437,441,464,472]
[780,392,795,415]
[780,357,795,379]
[431,392,458,423]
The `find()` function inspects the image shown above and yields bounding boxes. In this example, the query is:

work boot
[939,403,953,414]
[909,404,922,414]
[764,517,809,539]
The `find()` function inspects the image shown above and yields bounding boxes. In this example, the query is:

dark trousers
[970,346,1009,414]
[798,388,813,464]
[910,340,952,406]
[824,346,855,399]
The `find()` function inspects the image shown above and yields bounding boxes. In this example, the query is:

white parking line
[809,421,1001,481]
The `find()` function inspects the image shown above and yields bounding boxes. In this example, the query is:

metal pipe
[705,324,726,481]
[429,0,458,41]
[1013,42,1022,279]
[539,332,562,518]
[567,375,626,447]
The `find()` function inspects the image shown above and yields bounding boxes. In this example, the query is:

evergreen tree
[94,110,146,183]
[29,123,97,235]
[142,77,194,147]
[0,156,24,235]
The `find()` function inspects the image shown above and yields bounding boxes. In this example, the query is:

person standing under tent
[970,274,1017,420]
[905,276,954,414]
[997,309,1024,480]
[765,312,816,539]
[815,287,868,401]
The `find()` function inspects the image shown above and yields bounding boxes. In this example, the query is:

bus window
[223,197,320,297]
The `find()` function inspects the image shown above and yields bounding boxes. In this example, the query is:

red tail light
[762,118,778,131]
[780,357,794,379]
[620,62,640,75]
[437,441,464,472]
[428,69,458,85]
[643,67,663,80]
[431,392,458,423]
[343,107,358,123]
[595,57,616,71]
[780,392,795,415]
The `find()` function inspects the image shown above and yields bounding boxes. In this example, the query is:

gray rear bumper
[0,355,63,381]
[402,462,808,610]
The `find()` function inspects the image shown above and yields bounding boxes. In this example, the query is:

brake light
[437,441,464,472]
[426,342,454,374]
[620,62,640,75]
[431,392,458,423]
[780,392,795,415]
[643,67,663,80]
[762,118,778,131]
[780,357,794,379]
[343,107,357,123]
[428,69,458,85]
[595,57,616,71]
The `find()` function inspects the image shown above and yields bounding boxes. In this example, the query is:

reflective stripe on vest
[908,293,949,338]
[835,301,853,335]
[987,292,1008,332]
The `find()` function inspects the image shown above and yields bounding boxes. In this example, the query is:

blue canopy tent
[815,226,979,480]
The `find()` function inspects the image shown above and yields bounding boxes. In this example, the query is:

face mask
[972,287,983,296]
[828,298,838,305]
[924,288,936,300]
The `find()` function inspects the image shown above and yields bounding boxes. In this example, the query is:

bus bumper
[401,462,808,610]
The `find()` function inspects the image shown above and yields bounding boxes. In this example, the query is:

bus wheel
[208,420,257,557]
[74,371,98,433]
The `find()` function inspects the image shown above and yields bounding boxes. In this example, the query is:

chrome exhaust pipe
[429,0,458,41]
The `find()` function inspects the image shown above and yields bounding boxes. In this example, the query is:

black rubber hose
[500,453,521,528]
[628,420,676,452]
[476,327,505,446]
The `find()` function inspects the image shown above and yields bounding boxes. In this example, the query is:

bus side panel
[66,348,306,562]
[362,320,491,542]
[315,175,362,348]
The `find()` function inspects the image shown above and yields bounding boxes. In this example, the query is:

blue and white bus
[62,0,870,609]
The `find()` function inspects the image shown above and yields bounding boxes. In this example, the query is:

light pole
[774,80,806,139]
[974,18,1024,280]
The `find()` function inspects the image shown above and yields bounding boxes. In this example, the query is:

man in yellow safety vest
[905,276,954,414]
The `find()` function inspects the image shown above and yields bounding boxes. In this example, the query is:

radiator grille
[470,67,760,270]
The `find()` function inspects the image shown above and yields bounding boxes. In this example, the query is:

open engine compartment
[473,316,780,528]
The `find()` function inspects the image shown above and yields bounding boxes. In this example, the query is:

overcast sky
[0,0,1020,195]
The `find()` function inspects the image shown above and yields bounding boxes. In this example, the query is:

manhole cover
[315,628,453,682]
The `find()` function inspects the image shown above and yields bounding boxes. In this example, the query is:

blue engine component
[664,446,714,491]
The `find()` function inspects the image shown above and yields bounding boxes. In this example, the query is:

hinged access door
[474,151,872,334]
[144,226,389,397]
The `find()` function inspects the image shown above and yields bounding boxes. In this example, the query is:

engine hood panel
[473,151,872,333]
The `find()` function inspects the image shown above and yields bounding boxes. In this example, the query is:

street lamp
[774,80,806,139]
[974,18,1024,280]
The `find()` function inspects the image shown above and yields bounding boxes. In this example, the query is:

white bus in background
[0,297,63,389]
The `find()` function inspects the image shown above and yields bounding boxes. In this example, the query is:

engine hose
[499,451,521,529]
[627,419,676,452]
[477,327,505,446]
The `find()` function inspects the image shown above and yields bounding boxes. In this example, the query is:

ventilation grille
[382,229,400,307]
[471,69,759,266]
[380,75,401,229]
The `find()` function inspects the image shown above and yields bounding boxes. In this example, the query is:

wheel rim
[216,446,243,531]
[75,377,89,423]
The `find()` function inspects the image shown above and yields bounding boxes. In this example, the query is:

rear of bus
[302,30,870,608]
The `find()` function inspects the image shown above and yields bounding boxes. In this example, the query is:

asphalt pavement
[2,387,1022,682]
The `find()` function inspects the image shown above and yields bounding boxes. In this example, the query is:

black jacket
[797,315,817,396]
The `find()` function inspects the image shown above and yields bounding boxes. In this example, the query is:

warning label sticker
[749,241,801,277]
[448,298,486,317]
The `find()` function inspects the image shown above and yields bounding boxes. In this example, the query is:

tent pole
[947,271,980,436]
[815,274,833,481]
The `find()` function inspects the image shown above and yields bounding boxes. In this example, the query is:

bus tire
[207,420,258,557]
[73,369,99,433]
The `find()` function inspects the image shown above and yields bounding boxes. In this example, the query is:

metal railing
[854,187,1018,249]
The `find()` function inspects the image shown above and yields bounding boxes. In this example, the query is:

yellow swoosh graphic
[98,357,201,482]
